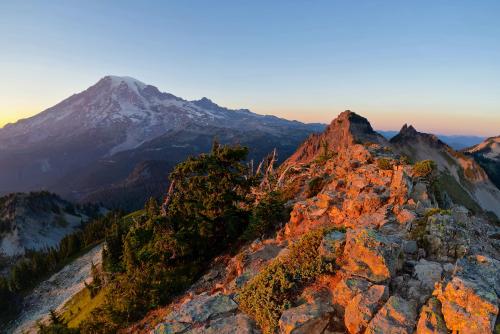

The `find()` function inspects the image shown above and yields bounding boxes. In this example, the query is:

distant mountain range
[0,76,323,210]
[378,130,485,150]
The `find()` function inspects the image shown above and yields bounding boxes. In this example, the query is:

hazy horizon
[1,1,499,136]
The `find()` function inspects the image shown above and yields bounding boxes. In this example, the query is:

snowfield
[8,244,102,334]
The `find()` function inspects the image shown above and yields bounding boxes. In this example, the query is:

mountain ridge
[124,110,500,334]
[0,76,324,209]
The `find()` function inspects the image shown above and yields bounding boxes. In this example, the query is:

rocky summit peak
[391,124,445,149]
[102,75,146,87]
[192,97,223,111]
[145,108,500,334]
[399,123,418,136]
[284,110,387,164]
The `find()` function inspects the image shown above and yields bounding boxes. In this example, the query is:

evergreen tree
[167,142,252,255]
[145,197,159,218]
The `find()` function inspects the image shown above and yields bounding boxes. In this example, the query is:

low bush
[238,229,333,333]
[409,208,451,247]
[242,192,290,241]
[413,160,436,178]
[377,158,393,170]
[399,155,411,165]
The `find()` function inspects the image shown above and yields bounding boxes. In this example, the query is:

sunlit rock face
[136,111,499,334]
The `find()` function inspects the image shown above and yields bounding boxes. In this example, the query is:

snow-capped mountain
[0,76,324,208]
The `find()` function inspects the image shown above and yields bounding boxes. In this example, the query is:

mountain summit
[128,110,500,334]
[390,125,500,217]
[285,110,387,164]
[0,76,323,208]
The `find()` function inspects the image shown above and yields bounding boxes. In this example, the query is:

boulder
[402,240,418,255]
[176,293,237,324]
[365,296,417,334]
[331,276,372,315]
[356,211,387,229]
[341,228,403,283]
[396,209,416,225]
[153,293,241,333]
[279,297,334,334]
[344,285,389,334]
[152,321,190,334]
[434,255,499,334]
[411,182,431,204]
[423,213,469,261]
[414,259,443,292]
[389,167,412,205]
[415,297,447,334]
[188,313,259,334]
[318,230,346,262]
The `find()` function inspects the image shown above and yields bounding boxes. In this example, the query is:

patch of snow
[108,75,147,95]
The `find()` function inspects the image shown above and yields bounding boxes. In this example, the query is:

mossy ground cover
[61,287,107,328]
[413,160,436,178]
[377,158,393,170]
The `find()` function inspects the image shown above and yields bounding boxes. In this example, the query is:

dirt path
[8,244,102,334]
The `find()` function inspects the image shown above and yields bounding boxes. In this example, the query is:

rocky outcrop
[331,276,372,316]
[391,124,500,218]
[279,296,334,334]
[344,284,388,333]
[416,297,447,334]
[340,228,402,283]
[465,135,500,190]
[143,111,500,334]
[416,206,500,262]
[433,255,499,334]
[283,110,387,166]
[152,293,260,334]
[365,296,417,334]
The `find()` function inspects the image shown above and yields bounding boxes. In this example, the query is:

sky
[0,1,499,136]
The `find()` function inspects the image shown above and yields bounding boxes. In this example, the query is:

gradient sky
[1,1,499,136]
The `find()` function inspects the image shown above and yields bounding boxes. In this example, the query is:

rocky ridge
[391,124,500,218]
[136,111,499,334]
[465,135,500,190]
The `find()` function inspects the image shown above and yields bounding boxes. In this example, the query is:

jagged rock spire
[284,110,387,164]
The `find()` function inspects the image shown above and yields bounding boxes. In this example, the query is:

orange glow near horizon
[2,103,498,137]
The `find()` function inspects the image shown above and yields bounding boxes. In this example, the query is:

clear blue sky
[1,1,499,135]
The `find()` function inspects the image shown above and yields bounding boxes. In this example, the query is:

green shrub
[242,192,290,241]
[409,208,451,247]
[413,160,436,178]
[377,158,393,170]
[399,155,411,165]
[238,229,332,333]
